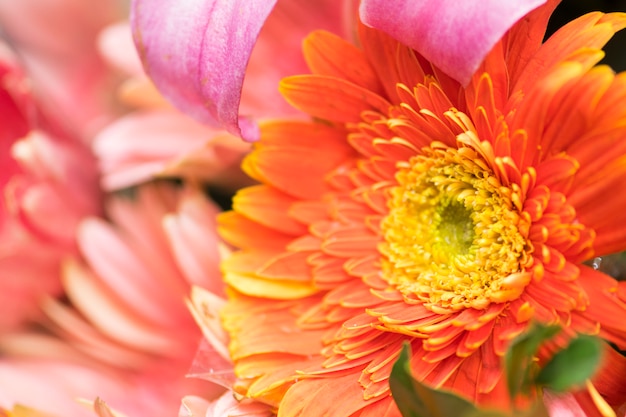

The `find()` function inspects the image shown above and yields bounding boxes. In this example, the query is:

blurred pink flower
[0,333,164,417]
[42,181,226,416]
[0,0,127,140]
[1,10,249,414]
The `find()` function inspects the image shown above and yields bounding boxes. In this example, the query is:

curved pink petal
[359,0,547,85]
[130,0,277,142]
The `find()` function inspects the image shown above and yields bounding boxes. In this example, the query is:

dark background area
[549,0,626,71]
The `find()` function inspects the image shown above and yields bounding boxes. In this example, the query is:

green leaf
[463,401,550,417]
[390,343,481,417]
[390,343,514,417]
[390,342,552,417]
[511,401,551,417]
[504,323,561,398]
[535,334,602,392]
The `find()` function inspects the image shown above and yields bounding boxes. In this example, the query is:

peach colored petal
[164,192,222,292]
[42,297,156,370]
[186,286,230,362]
[62,258,178,354]
[179,396,212,417]
[77,217,186,327]
[93,110,247,190]
[179,393,273,417]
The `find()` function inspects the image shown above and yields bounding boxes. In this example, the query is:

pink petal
[359,0,547,85]
[186,287,230,362]
[78,217,187,328]
[542,390,588,417]
[130,0,277,142]
[93,110,219,190]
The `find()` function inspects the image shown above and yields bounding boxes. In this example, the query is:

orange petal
[303,30,384,95]
[233,185,307,236]
[218,211,293,250]
[279,74,390,123]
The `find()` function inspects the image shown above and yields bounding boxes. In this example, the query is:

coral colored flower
[219,4,626,416]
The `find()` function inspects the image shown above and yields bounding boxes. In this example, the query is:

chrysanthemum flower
[219,3,626,416]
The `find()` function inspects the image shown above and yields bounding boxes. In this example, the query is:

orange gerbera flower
[219,3,626,416]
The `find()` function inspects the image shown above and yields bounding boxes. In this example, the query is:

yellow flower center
[381,144,531,311]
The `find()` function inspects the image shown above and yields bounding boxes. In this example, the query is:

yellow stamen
[381,143,531,311]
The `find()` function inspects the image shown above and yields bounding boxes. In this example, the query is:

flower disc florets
[382,142,532,311]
